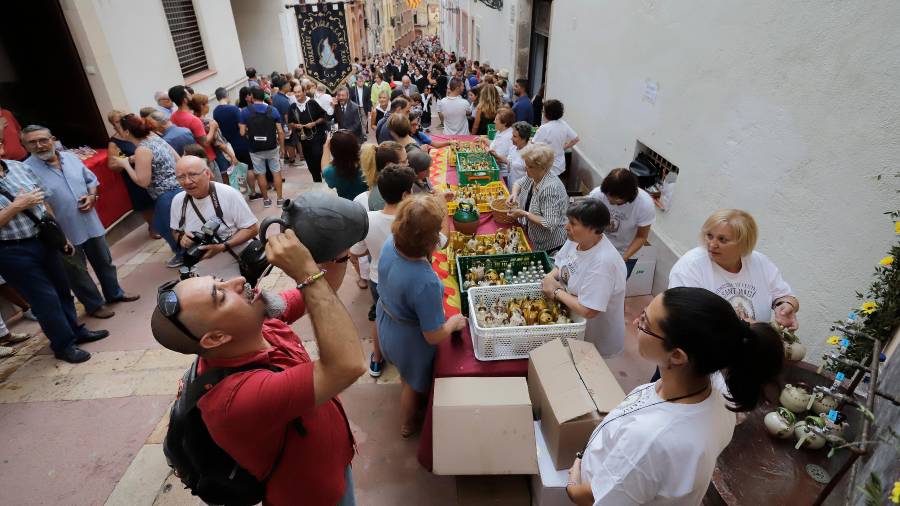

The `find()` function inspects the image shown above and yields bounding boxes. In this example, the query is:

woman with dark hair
[566,287,783,505]
[588,168,657,278]
[322,130,368,201]
[237,86,251,109]
[542,199,627,357]
[507,120,533,189]
[376,194,467,437]
[108,114,184,267]
[106,110,158,239]
[533,98,579,177]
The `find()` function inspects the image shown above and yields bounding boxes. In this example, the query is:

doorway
[0,1,107,148]
[528,0,551,97]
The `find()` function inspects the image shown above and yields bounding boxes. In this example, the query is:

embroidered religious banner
[295,4,352,92]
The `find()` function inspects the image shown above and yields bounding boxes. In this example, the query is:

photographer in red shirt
[151,229,366,505]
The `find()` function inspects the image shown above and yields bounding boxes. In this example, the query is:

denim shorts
[249,147,282,174]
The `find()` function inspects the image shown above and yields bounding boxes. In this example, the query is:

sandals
[0,346,16,359]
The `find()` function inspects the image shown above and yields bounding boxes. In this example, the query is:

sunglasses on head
[157,279,202,342]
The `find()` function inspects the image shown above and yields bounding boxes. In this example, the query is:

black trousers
[300,138,325,182]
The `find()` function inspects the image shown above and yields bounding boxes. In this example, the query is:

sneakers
[166,255,183,268]
[248,192,263,201]
[263,199,273,208]
[0,332,32,345]
[276,198,285,207]
[369,353,385,378]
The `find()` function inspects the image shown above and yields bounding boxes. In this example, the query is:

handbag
[0,181,70,253]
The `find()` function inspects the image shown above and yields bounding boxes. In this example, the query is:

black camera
[182,218,225,269]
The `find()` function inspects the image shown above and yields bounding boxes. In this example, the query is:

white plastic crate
[467,283,587,361]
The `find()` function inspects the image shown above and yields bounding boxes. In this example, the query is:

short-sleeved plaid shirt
[0,159,46,241]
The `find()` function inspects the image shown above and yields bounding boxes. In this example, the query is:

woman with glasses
[108,114,183,267]
[507,142,568,253]
[542,199,627,357]
[565,287,784,505]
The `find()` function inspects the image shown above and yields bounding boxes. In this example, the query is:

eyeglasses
[175,170,207,182]
[637,311,665,341]
[157,279,202,342]
[24,137,53,147]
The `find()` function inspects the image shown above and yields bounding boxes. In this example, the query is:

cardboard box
[457,475,531,506]
[626,245,657,297]
[531,421,571,506]
[527,339,626,470]
[433,376,539,475]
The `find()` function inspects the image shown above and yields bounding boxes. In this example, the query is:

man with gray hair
[315,83,335,117]
[333,86,365,143]
[22,125,140,320]
[146,111,194,156]
[154,91,175,119]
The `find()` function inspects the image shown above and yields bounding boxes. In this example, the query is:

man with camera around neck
[170,155,258,278]
[151,229,366,505]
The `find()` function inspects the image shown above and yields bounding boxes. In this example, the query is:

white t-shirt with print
[350,211,395,284]
[532,119,578,176]
[436,95,472,135]
[170,182,257,278]
[554,236,627,357]
[588,188,656,255]
[581,380,735,506]
[668,246,792,323]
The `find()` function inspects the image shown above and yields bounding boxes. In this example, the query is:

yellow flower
[896,221,900,234]
[892,480,900,503]
[861,301,878,314]
[880,256,894,266]
[826,336,840,345]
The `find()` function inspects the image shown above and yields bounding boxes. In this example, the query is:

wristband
[297,270,327,290]
[772,298,797,311]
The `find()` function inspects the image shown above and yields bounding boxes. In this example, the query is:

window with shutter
[162,0,209,78]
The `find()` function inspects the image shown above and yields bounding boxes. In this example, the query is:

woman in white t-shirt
[566,287,784,505]
[505,121,533,190]
[668,209,800,330]
[485,107,516,179]
[542,199,627,357]
[532,99,579,177]
[588,168,656,279]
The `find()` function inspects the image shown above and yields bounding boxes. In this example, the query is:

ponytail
[659,287,784,412]
[120,114,152,139]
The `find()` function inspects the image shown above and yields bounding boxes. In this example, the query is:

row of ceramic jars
[763,384,847,450]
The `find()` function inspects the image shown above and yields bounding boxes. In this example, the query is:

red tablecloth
[83,149,132,228]
[416,144,529,471]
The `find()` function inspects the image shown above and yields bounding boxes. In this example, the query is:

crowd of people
[0,34,802,505]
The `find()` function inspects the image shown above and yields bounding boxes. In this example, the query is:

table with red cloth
[82,149,132,228]
[416,139,530,471]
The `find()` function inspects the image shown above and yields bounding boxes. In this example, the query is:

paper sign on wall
[643,79,658,104]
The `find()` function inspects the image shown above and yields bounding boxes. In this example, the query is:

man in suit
[349,78,372,134]
[334,86,365,143]
[399,75,419,97]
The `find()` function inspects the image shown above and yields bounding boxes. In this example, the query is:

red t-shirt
[170,110,216,160]
[197,289,355,506]
[1,109,27,161]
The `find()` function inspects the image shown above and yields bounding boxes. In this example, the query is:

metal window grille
[162,0,209,78]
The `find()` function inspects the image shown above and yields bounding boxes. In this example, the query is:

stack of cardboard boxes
[432,339,626,505]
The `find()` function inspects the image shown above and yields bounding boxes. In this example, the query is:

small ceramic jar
[812,393,839,416]
[763,407,796,439]
[794,417,827,450]
[783,341,807,362]
[779,383,813,413]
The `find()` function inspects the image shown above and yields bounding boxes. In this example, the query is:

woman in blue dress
[376,194,467,438]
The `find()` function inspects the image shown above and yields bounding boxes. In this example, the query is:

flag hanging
[294,4,353,92]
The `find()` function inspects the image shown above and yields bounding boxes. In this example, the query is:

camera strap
[178,182,239,261]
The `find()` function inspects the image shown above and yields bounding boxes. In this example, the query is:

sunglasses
[637,311,665,341]
[157,279,202,342]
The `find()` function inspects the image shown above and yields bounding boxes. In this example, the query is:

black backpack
[163,359,305,506]
[245,105,278,152]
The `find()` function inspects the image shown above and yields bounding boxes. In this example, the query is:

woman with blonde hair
[507,142,568,253]
[471,83,500,135]
[376,194,467,437]
[106,110,158,238]
[668,209,799,330]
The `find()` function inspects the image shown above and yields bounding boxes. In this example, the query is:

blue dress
[376,237,446,393]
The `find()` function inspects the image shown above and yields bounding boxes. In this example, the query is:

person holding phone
[22,125,140,320]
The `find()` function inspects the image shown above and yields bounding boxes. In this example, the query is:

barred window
[162,0,209,78]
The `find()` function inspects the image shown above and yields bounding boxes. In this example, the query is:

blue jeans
[337,465,356,506]
[0,238,85,353]
[64,236,125,313]
[153,188,183,256]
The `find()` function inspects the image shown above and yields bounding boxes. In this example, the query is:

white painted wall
[62,0,246,131]
[545,0,900,361]
[468,0,518,75]
[231,0,303,76]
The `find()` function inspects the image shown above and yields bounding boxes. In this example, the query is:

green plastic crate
[457,152,500,186]
[487,123,496,140]
[456,251,552,315]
